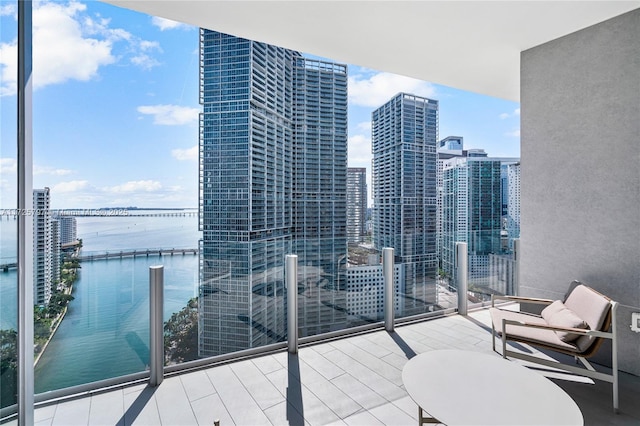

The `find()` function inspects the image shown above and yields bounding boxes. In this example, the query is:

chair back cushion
[541,300,588,342]
[564,284,611,352]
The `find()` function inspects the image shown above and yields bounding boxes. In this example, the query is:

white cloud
[53,180,89,193]
[151,16,190,31]
[137,104,200,126]
[0,158,17,175]
[499,108,521,119]
[348,71,436,107]
[356,121,372,133]
[132,40,162,69]
[0,1,162,96]
[348,134,372,167]
[139,40,160,51]
[172,146,198,161]
[505,129,521,137]
[32,2,115,88]
[0,178,12,189]
[34,165,74,176]
[105,180,162,193]
[131,54,161,70]
[0,42,18,96]
[0,4,16,17]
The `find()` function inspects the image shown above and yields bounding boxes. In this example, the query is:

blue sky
[0,1,520,209]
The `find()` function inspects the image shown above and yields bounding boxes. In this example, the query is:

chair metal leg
[491,323,496,352]
[501,319,508,359]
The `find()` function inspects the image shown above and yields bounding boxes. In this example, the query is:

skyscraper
[506,162,521,247]
[439,136,463,151]
[56,216,77,245]
[291,56,348,338]
[33,188,52,305]
[436,136,465,265]
[198,30,347,357]
[50,218,61,291]
[347,168,367,243]
[441,156,518,287]
[372,93,439,314]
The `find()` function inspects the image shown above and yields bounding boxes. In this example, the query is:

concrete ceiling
[104,1,639,101]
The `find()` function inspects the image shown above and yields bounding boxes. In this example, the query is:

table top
[402,350,583,425]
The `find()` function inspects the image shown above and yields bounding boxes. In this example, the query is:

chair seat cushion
[490,307,579,352]
[541,300,589,342]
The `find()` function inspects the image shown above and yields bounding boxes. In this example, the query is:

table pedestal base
[419,406,441,425]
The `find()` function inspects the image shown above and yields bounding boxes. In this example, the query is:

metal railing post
[383,248,395,331]
[149,265,164,386]
[513,238,520,296]
[456,242,468,316]
[286,255,298,354]
[17,1,34,423]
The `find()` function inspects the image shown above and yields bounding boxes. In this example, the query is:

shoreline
[33,283,73,367]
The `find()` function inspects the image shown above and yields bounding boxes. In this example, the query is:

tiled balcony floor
[17,309,640,425]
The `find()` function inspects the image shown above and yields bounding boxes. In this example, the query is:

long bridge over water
[77,248,198,261]
[0,248,199,272]
[0,211,198,219]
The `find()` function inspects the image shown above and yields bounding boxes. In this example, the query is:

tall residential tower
[347,168,367,243]
[441,156,519,287]
[372,93,439,314]
[33,188,53,305]
[198,30,347,357]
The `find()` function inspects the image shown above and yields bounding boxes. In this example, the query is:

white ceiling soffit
[103,1,639,101]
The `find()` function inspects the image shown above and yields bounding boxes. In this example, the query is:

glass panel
[1,0,19,412]
[34,211,201,391]
[27,2,201,393]
[7,1,522,399]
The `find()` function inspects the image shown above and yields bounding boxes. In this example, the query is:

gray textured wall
[520,9,639,375]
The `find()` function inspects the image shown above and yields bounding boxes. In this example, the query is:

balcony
[4,308,638,425]
[4,1,638,424]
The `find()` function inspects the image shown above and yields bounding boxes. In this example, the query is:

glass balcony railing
[0,3,524,420]
[8,222,505,403]
[0,218,18,414]
[1,196,522,412]
[0,0,18,414]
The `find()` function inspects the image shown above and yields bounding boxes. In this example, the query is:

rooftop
[13,308,640,425]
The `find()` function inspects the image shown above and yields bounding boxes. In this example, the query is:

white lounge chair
[489,281,619,411]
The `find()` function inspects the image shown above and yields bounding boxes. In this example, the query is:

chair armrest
[502,319,614,339]
[491,294,554,307]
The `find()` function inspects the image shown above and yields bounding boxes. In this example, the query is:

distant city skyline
[0,1,520,210]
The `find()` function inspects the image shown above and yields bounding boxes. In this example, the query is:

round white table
[402,350,583,425]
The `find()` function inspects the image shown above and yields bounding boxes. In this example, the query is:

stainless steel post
[513,238,520,296]
[383,248,394,331]
[149,265,164,386]
[17,1,34,424]
[286,255,298,354]
[456,242,468,316]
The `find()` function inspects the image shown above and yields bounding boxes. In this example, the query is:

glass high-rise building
[506,162,521,246]
[33,188,52,306]
[347,168,367,243]
[198,30,347,357]
[441,156,518,287]
[439,135,463,151]
[291,56,348,338]
[372,93,439,315]
[56,216,77,245]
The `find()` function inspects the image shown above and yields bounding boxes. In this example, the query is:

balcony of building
[4,1,638,424]
[1,307,638,425]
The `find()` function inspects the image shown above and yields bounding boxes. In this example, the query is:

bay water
[0,211,201,394]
